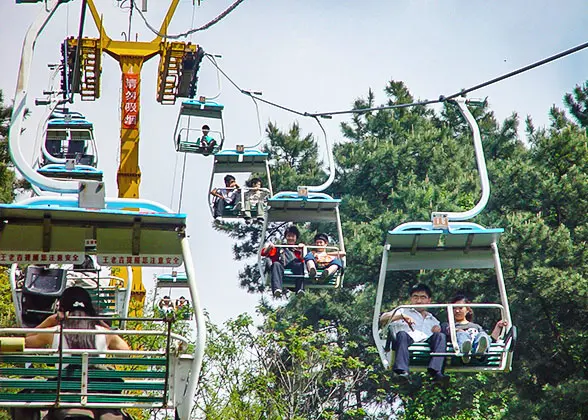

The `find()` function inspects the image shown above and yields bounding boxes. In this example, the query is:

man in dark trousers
[380,283,449,385]
[261,226,305,297]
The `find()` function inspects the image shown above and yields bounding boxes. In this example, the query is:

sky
[1,0,587,325]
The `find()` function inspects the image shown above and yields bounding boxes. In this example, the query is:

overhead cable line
[207,39,588,120]
[205,54,308,116]
[133,0,246,40]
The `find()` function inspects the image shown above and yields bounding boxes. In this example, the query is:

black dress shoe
[432,373,450,387]
[393,370,411,384]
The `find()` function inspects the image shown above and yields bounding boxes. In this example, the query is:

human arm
[490,320,508,341]
[210,188,222,199]
[380,309,415,326]
[28,313,60,332]
[107,334,131,351]
[25,331,54,348]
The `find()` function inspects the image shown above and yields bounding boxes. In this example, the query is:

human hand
[402,315,415,326]
[495,320,508,329]
[431,325,441,333]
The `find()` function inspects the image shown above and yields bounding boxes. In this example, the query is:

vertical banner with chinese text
[122,73,139,128]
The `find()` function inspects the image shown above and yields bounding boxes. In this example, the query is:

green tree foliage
[211,79,587,419]
[195,312,369,419]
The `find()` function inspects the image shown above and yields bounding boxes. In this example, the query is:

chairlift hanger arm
[431,98,490,222]
[10,0,79,193]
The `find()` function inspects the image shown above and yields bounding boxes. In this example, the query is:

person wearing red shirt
[261,226,305,297]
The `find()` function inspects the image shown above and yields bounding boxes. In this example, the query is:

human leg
[392,331,414,374]
[304,252,317,277]
[473,332,491,355]
[287,260,305,293]
[243,199,252,219]
[456,331,473,363]
[426,332,447,374]
[214,198,225,218]
[255,201,265,221]
[270,262,285,295]
[320,258,344,279]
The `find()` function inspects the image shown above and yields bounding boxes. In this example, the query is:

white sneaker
[461,339,472,363]
[476,335,489,355]
[273,289,283,298]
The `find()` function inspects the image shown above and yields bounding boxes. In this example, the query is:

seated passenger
[175,296,191,320]
[24,286,130,420]
[158,296,175,314]
[261,226,305,297]
[379,284,449,385]
[176,296,189,309]
[243,178,267,224]
[197,124,217,155]
[304,233,345,281]
[441,294,508,363]
[210,175,241,219]
[25,286,129,350]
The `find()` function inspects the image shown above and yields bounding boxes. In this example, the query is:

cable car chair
[372,98,516,373]
[3,6,205,418]
[155,270,193,320]
[34,109,103,182]
[257,118,346,290]
[173,98,224,155]
[207,96,273,220]
[9,262,133,328]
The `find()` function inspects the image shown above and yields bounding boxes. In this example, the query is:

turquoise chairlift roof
[179,99,224,119]
[0,200,186,267]
[385,222,504,271]
[267,191,341,223]
[213,149,269,173]
[156,272,189,288]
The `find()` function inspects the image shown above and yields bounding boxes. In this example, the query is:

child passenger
[441,294,509,363]
[304,233,345,280]
[243,178,267,223]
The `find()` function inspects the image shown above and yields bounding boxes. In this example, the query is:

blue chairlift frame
[257,191,346,289]
[35,112,102,182]
[173,99,225,155]
[371,99,515,373]
[372,222,515,373]
[0,196,205,419]
[207,148,273,221]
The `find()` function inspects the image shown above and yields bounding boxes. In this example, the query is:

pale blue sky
[1,0,587,323]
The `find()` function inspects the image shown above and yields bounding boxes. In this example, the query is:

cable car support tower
[63,0,203,313]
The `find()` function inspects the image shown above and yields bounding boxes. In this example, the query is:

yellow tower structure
[66,0,200,314]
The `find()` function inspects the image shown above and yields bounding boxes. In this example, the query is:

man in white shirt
[380,284,449,385]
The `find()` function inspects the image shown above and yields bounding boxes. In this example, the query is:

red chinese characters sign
[0,252,84,264]
[122,73,139,128]
[97,254,183,267]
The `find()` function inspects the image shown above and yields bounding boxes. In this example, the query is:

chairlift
[371,98,516,373]
[173,99,225,155]
[155,271,193,320]
[9,261,133,328]
[207,148,273,221]
[257,190,346,289]
[256,114,345,290]
[0,196,205,420]
[35,110,103,181]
